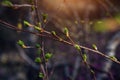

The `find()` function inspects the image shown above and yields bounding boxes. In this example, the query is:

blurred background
[0,0,120,80]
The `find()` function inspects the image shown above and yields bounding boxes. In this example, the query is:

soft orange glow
[38,0,120,35]
[39,0,104,19]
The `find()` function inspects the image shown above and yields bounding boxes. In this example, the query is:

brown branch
[0,19,120,65]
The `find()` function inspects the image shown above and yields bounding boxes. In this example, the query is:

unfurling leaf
[1,0,13,7]
[17,22,22,30]
[35,57,41,63]
[24,20,32,27]
[35,44,41,48]
[51,31,56,36]
[45,53,52,59]
[34,26,42,31]
[42,13,48,23]
[39,72,44,78]
[110,56,117,61]
[64,27,69,37]
[83,54,87,62]
[17,40,26,48]
[74,44,81,50]
[92,44,98,50]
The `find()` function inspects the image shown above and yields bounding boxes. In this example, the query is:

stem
[0,19,120,65]
[33,0,48,79]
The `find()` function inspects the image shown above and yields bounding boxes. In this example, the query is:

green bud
[74,44,81,50]
[42,13,48,23]
[83,54,87,62]
[24,20,31,26]
[35,44,41,48]
[45,53,52,59]
[39,72,44,78]
[92,44,98,50]
[110,56,117,61]
[35,57,41,63]
[34,26,42,31]
[64,27,69,37]
[51,31,56,36]
[1,0,13,7]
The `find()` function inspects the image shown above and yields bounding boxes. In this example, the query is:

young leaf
[74,44,81,50]
[1,0,13,7]
[35,57,41,63]
[110,56,117,61]
[35,44,41,48]
[45,53,52,59]
[64,27,69,37]
[92,44,98,50]
[39,72,44,78]
[17,40,24,46]
[42,13,48,23]
[34,26,42,31]
[51,31,56,36]
[17,40,26,48]
[83,54,87,62]
[17,22,22,30]
[24,20,32,27]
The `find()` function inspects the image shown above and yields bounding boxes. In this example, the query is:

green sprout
[42,13,48,23]
[83,54,87,62]
[35,57,42,63]
[45,53,53,60]
[74,44,81,50]
[51,31,56,36]
[24,20,31,26]
[34,26,42,31]
[1,0,13,7]
[92,44,98,50]
[110,56,117,61]
[35,44,41,48]
[64,27,69,37]
[17,40,26,48]
[39,72,44,78]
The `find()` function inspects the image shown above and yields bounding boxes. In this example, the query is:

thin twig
[0,19,120,65]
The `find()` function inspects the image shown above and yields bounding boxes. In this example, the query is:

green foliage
[17,40,26,48]
[24,20,31,26]
[42,13,48,23]
[1,0,13,7]
[35,44,41,48]
[24,21,42,31]
[17,22,22,30]
[110,56,117,61]
[39,72,44,78]
[74,44,81,50]
[34,26,42,31]
[51,31,56,36]
[64,27,69,37]
[83,54,87,62]
[35,57,42,63]
[17,40,24,46]
[45,53,52,60]
[92,44,98,50]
